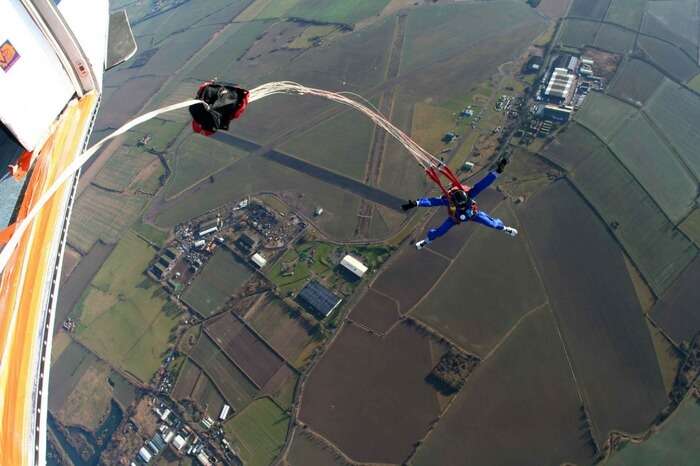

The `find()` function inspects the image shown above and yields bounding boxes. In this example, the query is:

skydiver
[402,159,518,250]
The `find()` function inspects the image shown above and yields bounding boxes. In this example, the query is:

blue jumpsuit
[418,171,504,242]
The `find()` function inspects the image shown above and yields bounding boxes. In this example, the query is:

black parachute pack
[189,82,249,135]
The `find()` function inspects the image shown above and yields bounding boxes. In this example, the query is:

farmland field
[72,233,181,383]
[190,372,226,419]
[559,19,600,48]
[189,334,258,412]
[152,155,365,242]
[48,342,99,415]
[280,108,374,181]
[517,181,668,445]
[55,361,113,431]
[182,248,252,317]
[172,359,202,401]
[68,187,148,254]
[569,0,611,19]
[412,307,595,466]
[540,123,603,171]
[412,203,547,356]
[637,36,700,83]
[604,0,647,29]
[299,322,441,463]
[609,113,696,224]
[680,209,700,246]
[652,258,700,345]
[205,312,286,388]
[644,79,700,178]
[571,146,697,295]
[287,431,348,466]
[594,23,636,54]
[605,396,700,466]
[165,134,248,199]
[245,297,317,366]
[93,145,156,192]
[349,288,400,334]
[608,59,665,106]
[371,246,449,314]
[574,92,637,143]
[401,1,543,72]
[224,397,290,466]
[643,4,699,59]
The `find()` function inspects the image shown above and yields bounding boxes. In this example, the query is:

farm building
[340,254,368,278]
[542,105,573,123]
[138,447,152,463]
[251,253,267,268]
[219,404,231,421]
[298,280,342,318]
[196,451,212,466]
[198,225,218,237]
[172,434,187,452]
[545,68,576,104]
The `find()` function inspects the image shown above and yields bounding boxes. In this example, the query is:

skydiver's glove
[496,158,508,174]
[401,200,417,211]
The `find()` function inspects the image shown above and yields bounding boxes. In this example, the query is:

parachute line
[0,82,445,275]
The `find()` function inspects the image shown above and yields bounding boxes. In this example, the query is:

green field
[164,134,248,199]
[540,123,604,171]
[285,0,391,25]
[224,397,291,466]
[574,93,637,143]
[593,23,636,54]
[558,19,600,49]
[68,187,148,254]
[72,233,182,382]
[182,248,253,317]
[608,59,665,106]
[605,0,647,29]
[637,36,700,83]
[131,220,169,247]
[605,397,700,466]
[571,147,697,295]
[608,113,696,224]
[280,108,374,181]
[644,79,700,178]
[134,118,187,153]
[93,145,156,192]
[288,431,347,466]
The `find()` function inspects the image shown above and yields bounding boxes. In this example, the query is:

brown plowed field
[412,307,596,466]
[516,180,667,445]
[412,203,548,356]
[349,289,400,334]
[652,257,700,345]
[299,322,440,464]
[205,312,285,388]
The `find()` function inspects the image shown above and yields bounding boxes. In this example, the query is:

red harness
[425,165,477,222]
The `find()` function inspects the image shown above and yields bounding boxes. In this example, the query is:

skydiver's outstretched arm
[401,196,448,211]
[469,158,508,199]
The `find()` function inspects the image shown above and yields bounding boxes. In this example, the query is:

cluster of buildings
[534,53,602,124]
[131,402,229,466]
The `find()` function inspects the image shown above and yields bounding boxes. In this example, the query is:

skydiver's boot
[503,226,518,237]
[415,239,431,250]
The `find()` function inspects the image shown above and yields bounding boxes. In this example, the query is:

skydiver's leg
[471,211,518,236]
[417,217,456,249]
[468,171,498,199]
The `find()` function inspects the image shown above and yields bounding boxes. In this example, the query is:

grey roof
[298,280,341,317]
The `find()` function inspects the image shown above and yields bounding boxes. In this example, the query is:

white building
[219,404,231,421]
[198,226,218,237]
[193,239,206,249]
[197,451,212,466]
[340,255,368,278]
[251,253,267,268]
[172,434,187,452]
[138,447,152,463]
[159,408,170,422]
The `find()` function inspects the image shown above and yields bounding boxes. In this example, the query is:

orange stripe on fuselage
[0,93,97,466]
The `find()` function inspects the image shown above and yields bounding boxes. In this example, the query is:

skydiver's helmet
[190,82,249,135]
[451,189,470,210]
